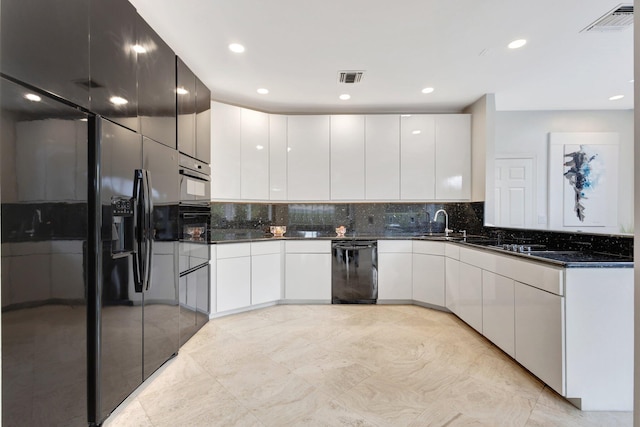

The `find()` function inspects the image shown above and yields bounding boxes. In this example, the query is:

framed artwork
[548,132,619,230]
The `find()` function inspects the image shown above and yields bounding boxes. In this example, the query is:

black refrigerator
[1,76,180,426]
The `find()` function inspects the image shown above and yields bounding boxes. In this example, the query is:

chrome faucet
[434,209,453,237]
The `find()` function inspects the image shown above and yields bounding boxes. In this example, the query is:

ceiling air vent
[338,71,364,84]
[582,4,633,32]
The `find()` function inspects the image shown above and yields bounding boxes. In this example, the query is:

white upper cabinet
[269,115,288,200]
[400,115,436,200]
[240,108,269,200]
[435,114,471,200]
[287,115,330,201]
[210,103,470,202]
[330,115,365,200]
[211,102,241,199]
[365,115,400,200]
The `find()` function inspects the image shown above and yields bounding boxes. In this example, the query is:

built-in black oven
[178,154,211,344]
[179,154,211,242]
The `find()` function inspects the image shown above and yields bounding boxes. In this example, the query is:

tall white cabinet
[240,109,270,200]
[211,102,241,199]
[435,114,471,200]
[269,115,288,200]
[287,115,330,200]
[365,115,400,200]
[400,115,436,200]
[330,115,365,200]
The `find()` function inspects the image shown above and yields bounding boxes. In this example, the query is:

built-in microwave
[179,154,211,205]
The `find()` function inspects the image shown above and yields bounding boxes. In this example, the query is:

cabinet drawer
[285,240,331,254]
[497,256,564,296]
[251,241,282,256]
[459,246,494,270]
[445,243,460,260]
[413,240,445,256]
[216,243,251,259]
[378,240,412,253]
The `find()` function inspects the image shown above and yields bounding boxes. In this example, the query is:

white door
[494,157,534,228]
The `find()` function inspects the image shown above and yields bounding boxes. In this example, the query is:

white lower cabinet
[457,261,482,333]
[251,242,282,305]
[412,241,445,306]
[284,241,331,301]
[377,240,413,301]
[482,270,515,357]
[444,257,459,313]
[514,281,564,395]
[216,243,251,312]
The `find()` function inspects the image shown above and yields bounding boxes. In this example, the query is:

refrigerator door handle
[143,170,154,291]
[133,169,145,293]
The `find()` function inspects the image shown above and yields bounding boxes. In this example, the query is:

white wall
[493,110,634,233]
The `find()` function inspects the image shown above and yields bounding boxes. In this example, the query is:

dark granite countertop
[207,233,632,268]
[458,241,633,269]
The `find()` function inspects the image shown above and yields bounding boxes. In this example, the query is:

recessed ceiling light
[24,93,41,102]
[287,147,292,152]
[109,96,128,105]
[228,43,245,53]
[339,94,351,100]
[176,87,189,95]
[401,114,412,117]
[257,88,269,95]
[256,145,264,150]
[412,130,421,135]
[508,39,527,49]
[609,95,624,101]
[132,44,147,54]
[421,87,434,94]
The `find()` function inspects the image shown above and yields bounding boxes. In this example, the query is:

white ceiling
[129,0,633,114]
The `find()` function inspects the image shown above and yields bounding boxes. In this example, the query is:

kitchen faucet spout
[434,209,453,237]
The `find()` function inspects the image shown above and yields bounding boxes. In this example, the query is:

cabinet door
[435,115,470,200]
[458,261,482,333]
[331,115,365,200]
[211,102,241,199]
[285,253,331,300]
[400,115,435,200]
[137,15,176,148]
[179,275,197,346]
[412,253,445,306]
[378,253,412,300]
[90,0,139,132]
[365,115,400,200]
[1,0,90,108]
[194,264,210,328]
[287,115,330,200]
[252,253,282,304]
[177,57,196,157]
[195,78,211,163]
[269,115,288,200]
[241,109,270,200]
[216,257,251,312]
[445,257,459,313]
[482,270,515,357]
[515,281,564,395]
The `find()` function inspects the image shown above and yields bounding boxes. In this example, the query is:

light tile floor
[105,304,633,426]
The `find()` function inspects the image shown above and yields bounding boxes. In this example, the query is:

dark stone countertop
[206,233,632,268]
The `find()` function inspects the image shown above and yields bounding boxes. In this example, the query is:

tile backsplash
[210,201,484,240]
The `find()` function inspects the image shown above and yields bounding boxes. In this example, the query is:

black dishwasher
[331,240,378,304]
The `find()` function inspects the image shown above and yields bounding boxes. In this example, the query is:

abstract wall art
[548,132,619,231]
